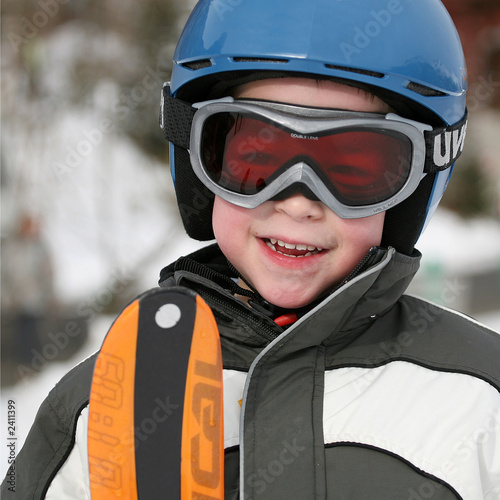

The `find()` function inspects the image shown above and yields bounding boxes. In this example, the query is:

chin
[261,290,319,310]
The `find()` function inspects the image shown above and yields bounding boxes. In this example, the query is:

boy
[3,0,500,499]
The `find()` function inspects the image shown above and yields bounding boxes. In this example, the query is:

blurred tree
[4,0,499,214]
[442,158,491,217]
[440,0,500,218]
[1,0,192,320]
[2,0,189,161]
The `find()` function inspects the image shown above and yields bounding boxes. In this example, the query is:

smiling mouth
[264,238,324,258]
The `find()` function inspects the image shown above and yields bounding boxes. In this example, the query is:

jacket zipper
[189,283,282,342]
[333,246,383,291]
[178,246,384,343]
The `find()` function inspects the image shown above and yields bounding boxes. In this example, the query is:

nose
[273,193,326,221]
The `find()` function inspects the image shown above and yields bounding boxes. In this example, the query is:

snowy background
[1,0,500,477]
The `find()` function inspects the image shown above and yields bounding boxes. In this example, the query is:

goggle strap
[424,110,468,173]
[161,84,195,150]
[161,85,469,174]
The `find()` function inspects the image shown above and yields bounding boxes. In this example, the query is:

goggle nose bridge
[258,161,335,205]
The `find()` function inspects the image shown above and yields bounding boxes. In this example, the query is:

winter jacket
[3,244,500,499]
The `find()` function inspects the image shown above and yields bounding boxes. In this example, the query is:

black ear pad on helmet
[381,172,436,255]
[174,145,215,241]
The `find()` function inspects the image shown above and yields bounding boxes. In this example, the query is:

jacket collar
[159,243,421,352]
[282,247,421,352]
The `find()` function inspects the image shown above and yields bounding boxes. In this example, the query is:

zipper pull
[274,313,298,327]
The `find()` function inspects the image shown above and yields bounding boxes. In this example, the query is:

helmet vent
[233,57,289,64]
[181,59,213,70]
[406,81,446,97]
[325,64,384,79]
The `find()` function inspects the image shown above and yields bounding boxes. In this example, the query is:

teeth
[266,238,323,256]
[266,240,277,252]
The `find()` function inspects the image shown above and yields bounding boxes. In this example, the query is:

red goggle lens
[201,113,412,206]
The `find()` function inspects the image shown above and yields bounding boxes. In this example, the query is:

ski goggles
[161,89,468,218]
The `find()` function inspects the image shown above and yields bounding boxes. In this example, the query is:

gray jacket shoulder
[1,353,97,500]
[330,294,500,392]
[399,295,500,389]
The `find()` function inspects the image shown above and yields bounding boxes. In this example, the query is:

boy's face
[212,78,388,309]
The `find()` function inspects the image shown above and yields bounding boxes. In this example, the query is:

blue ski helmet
[166,0,467,254]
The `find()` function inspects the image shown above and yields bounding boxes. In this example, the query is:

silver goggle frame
[189,98,433,219]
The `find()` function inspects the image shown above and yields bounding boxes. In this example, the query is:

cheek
[212,197,250,255]
[212,197,231,242]
[341,212,385,249]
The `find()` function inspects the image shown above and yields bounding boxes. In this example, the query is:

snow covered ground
[1,109,209,475]
[415,208,500,279]
[0,230,205,478]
